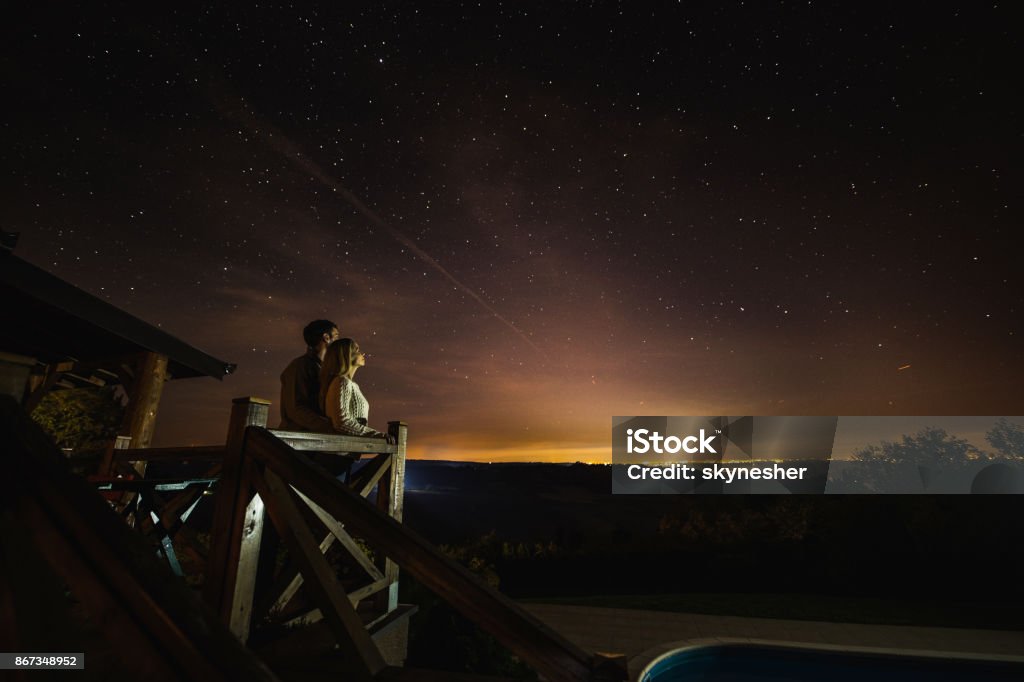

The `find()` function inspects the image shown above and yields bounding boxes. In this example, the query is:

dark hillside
[401,461,1024,619]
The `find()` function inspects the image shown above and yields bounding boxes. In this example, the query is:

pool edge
[630,637,1024,682]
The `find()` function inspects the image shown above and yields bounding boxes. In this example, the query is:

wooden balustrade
[240,426,626,682]
[2,394,627,681]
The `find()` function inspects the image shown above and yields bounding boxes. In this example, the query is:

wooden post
[205,397,269,641]
[374,421,407,614]
[100,434,132,477]
[102,435,136,520]
[121,352,169,449]
[119,352,169,477]
[230,490,266,642]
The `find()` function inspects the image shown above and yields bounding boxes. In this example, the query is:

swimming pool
[639,642,1024,682]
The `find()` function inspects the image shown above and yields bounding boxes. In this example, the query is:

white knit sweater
[324,375,385,438]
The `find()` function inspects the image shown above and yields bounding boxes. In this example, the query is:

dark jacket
[279,349,332,432]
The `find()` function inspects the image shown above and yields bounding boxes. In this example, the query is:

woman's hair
[319,338,357,408]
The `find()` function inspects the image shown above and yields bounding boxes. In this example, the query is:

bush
[32,386,125,453]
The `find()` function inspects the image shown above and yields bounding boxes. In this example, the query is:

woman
[319,337,393,442]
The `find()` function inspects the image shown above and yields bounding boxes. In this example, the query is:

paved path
[522,603,1024,677]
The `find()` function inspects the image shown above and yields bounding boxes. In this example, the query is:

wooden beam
[374,422,407,614]
[229,491,267,641]
[269,429,398,455]
[262,455,392,622]
[268,505,388,621]
[137,482,215,572]
[251,467,386,680]
[349,452,393,497]
[243,426,620,682]
[347,576,392,607]
[294,489,384,581]
[146,469,220,528]
[115,444,225,462]
[268,528,336,617]
[280,576,393,630]
[204,397,269,633]
[121,351,169,454]
[254,497,333,623]
[280,576,390,632]
[99,434,132,477]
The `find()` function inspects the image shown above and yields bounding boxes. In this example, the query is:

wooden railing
[0,395,279,682]
[238,425,626,681]
[203,398,409,656]
[3,395,627,681]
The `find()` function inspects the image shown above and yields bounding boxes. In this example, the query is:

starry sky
[3,4,1020,461]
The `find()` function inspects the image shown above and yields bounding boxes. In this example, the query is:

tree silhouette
[986,418,1024,461]
[837,427,984,492]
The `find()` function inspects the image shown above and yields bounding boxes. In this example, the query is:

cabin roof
[0,252,236,380]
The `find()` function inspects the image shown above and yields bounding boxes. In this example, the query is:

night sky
[3,4,1020,461]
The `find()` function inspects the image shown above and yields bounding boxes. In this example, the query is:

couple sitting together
[279,319,396,444]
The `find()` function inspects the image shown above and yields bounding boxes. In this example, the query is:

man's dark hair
[302,319,337,348]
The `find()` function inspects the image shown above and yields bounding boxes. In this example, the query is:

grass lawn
[520,592,1024,631]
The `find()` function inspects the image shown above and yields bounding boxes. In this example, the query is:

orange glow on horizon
[407,443,611,463]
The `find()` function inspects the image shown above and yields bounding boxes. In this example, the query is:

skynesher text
[626,463,808,483]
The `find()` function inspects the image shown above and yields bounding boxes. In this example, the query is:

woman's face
[351,342,366,368]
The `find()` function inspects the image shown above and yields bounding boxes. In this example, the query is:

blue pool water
[641,644,1024,682]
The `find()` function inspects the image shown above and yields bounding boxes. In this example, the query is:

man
[279,319,339,432]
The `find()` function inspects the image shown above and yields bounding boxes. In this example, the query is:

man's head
[303,319,340,352]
